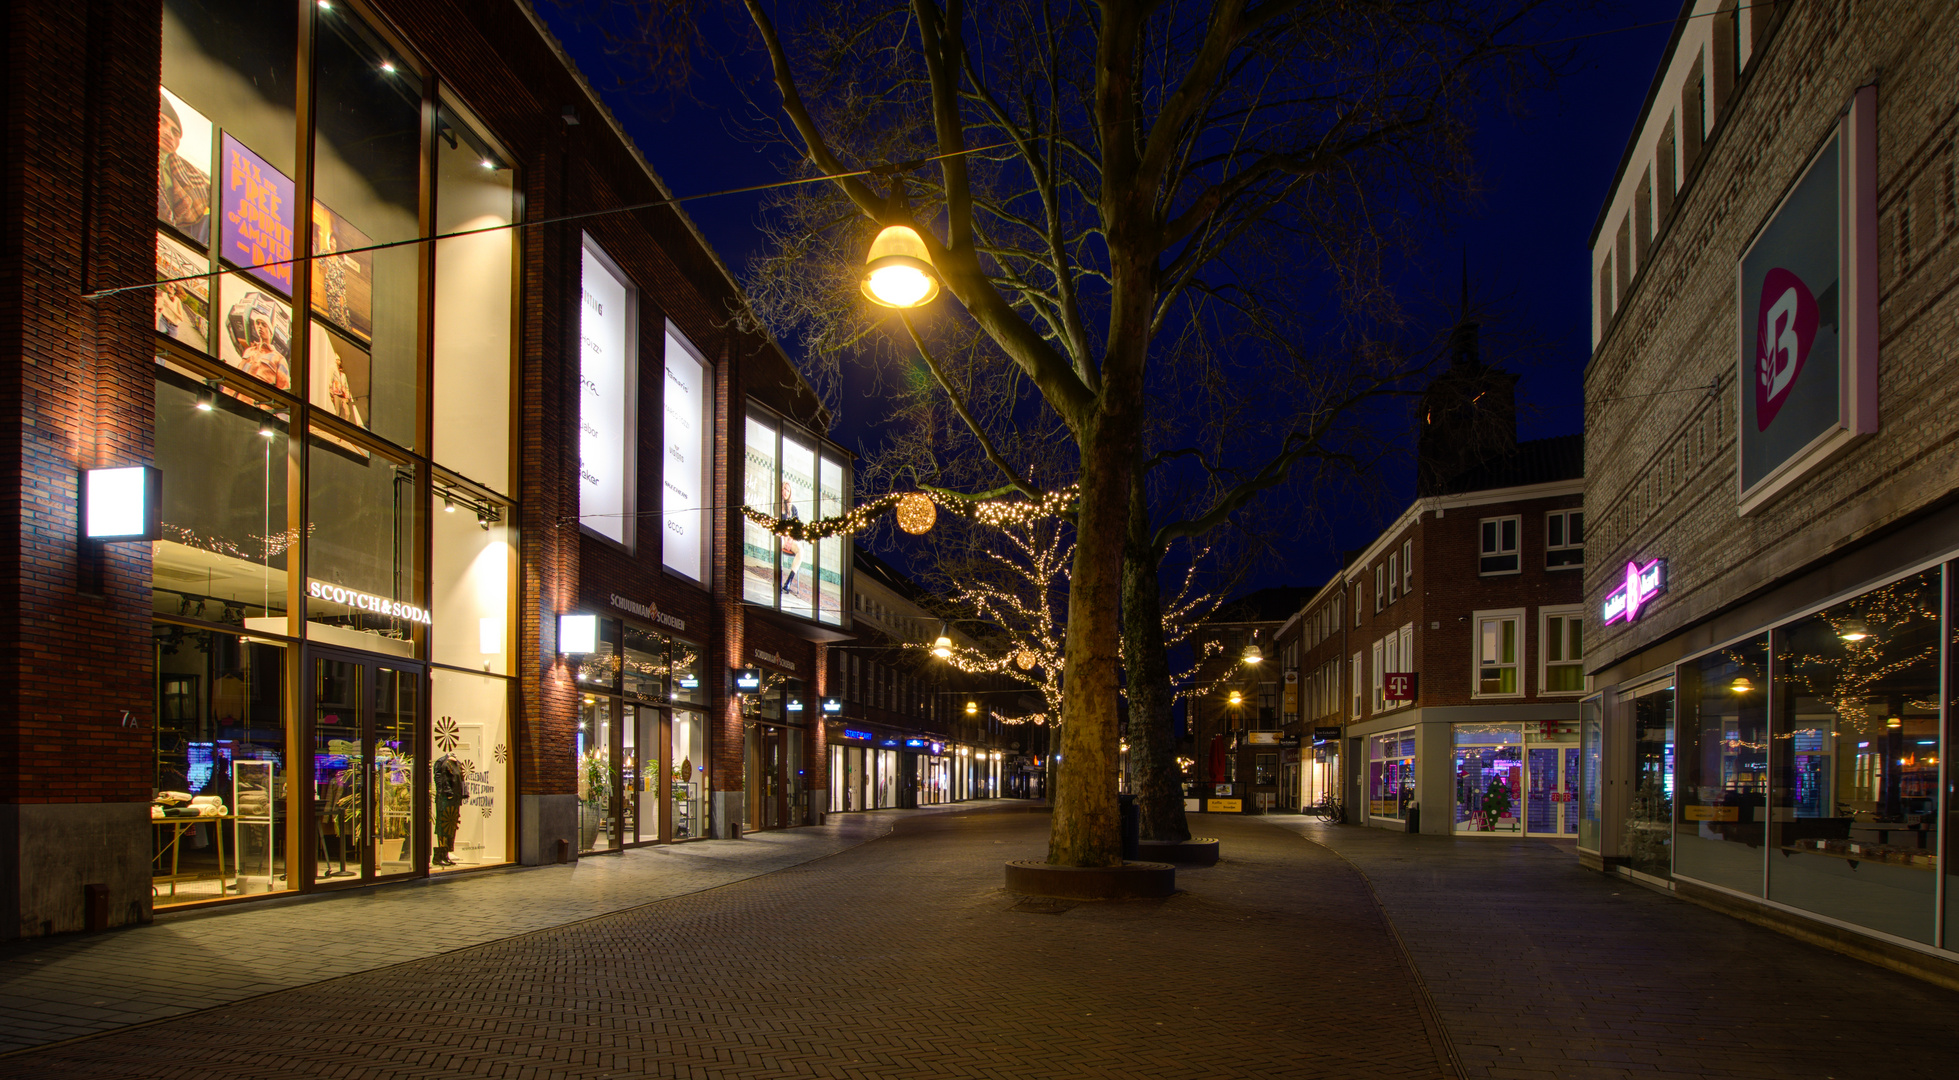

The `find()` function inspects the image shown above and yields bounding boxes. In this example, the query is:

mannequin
[433,754,467,866]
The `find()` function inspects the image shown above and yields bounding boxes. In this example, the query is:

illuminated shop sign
[786,699,804,713]
[662,327,709,581]
[1383,672,1416,701]
[843,729,872,741]
[309,580,432,625]
[579,235,636,548]
[823,698,844,715]
[753,649,797,672]
[732,667,762,692]
[678,674,700,690]
[1601,559,1666,624]
[83,466,162,541]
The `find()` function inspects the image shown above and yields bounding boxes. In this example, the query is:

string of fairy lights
[737,485,1080,540]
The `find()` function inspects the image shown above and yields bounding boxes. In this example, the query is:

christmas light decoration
[896,491,937,534]
[1014,648,1036,671]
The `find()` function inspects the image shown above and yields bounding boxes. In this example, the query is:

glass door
[759,725,784,829]
[308,650,423,887]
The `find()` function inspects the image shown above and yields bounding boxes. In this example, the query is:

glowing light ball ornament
[1014,648,1036,671]
[895,491,937,535]
[861,225,941,308]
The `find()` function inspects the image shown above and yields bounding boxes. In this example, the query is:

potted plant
[579,749,611,850]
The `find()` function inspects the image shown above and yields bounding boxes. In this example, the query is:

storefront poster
[220,134,294,296]
[662,329,707,580]
[158,87,212,246]
[1736,86,1878,511]
[155,232,210,353]
[578,235,635,547]
[309,322,370,430]
[310,200,374,342]
[219,274,292,390]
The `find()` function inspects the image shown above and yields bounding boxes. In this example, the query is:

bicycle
[1311,795,1345,824]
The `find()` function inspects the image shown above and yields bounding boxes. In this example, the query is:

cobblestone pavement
[0,803,976,1053]
[1267,816,1959,1080]
[0,807,1453,1079]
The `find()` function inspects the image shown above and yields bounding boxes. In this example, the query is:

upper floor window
[1474,610,1523,697]
[1386,553,1399,603]
[1479,516,1520,575]
[1374,564,1386,612]
[1401,540,1413,594]
[1546,510,1584,569]
[1541,606,1586,694]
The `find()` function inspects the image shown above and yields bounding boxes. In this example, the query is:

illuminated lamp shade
[1014,647,1036,671]
[1838,617,1871,642]
[966,700,979,715]
[895,491,937,535]
[1242,644,1264,664]
[558,613,598,656]
[861,224,940,308]
[1728,677,1755,694]
[931,634,954,659]
[1227,690,1243,706]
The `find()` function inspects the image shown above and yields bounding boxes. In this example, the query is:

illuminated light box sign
[308,580,432,625]
[732,667,762,693]
[558,613,598,655]
[1384,672,1417,701]
[1601,559,1666,624]
[578,235,636,548]
[842,728,871,740]
[823,698,843,715]
[83,466,162,541]
[786,699,804,713]
[662,327,709,581]
[678,675,700,690]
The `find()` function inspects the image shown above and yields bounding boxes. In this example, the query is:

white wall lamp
[82,466,162,542]
[558,613,598,656]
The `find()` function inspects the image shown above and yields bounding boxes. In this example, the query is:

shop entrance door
[759,725,785,829]
[1525,746,1581,836]
[305,650,423,888]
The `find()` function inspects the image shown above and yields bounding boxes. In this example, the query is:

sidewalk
[0,802,982,1054]
[0,808,1452,1079]
[1264,815,1959,1080]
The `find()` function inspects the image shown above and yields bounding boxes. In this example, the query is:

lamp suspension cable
[86,140,1016,301]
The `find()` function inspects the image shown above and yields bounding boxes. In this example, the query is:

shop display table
[152,814,232,897]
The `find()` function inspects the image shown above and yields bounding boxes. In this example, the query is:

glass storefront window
[1579,696,1603,851]
[430,668,509,871]
[1454,724,1522,834]
[1769,570,1941,944]
[306,439,421,657]
[1368,729,1416,820]
[1624,685,1675,878]
[622,625,664,702]
[310,5,422,450]
[672,708,705,839]
[779,433,816,619]
[153,627,287,906]
[431,97,515,495]
[1674,635,1769,895]
[574,619,621,696]
[742,410,849,625]
[578,696,616,853]
[668,638,705,708]
[153,367,290,631]
[742,417,778,604]
[430,488,511,675]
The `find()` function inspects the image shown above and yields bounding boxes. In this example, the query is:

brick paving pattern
[1271,817,1959,1080]
[0,807,1451,1079]
[6,807,1957,1078]
[0,806,966,1053]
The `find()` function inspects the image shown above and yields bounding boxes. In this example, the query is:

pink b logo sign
[1755,267,1817,431]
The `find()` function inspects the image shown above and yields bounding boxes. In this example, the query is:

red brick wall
[0,0,162,805]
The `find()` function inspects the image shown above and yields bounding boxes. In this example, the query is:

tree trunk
[1047,412,1136,867]
[1121,471,1191,843]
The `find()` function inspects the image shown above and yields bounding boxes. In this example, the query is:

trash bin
[1119,793,1140,860]
[1404,802,1420,834]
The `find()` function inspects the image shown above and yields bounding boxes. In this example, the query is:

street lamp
[966,700,979,715]
[1241,644,1263,665]
[932,633,954,659]
[861,224,940,308]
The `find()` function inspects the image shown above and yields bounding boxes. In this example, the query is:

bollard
[1119,793,1140,860]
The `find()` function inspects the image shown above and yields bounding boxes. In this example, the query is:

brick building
[1582,0,1959,981]
[1183,588,1305,814]
[0,0,867,937]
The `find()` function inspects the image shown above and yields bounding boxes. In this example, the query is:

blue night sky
[536,1,1687,596]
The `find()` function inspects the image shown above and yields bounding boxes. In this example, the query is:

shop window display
[1368,730,1416,820]
[306,438,422,656]
[672,707,706,839]
[742,410,850,625]
[578,697,617,853]
[430,488,512,675]
[1673,635,1769,895]
[1578,696,1604,851]
[1453,725,1523,833]
[1768,570,1941,944]
[152,627,287,905]
[429,669,509,871]
[1623,685,1674,879]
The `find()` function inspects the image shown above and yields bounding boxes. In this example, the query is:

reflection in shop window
[1674,635,1767,895]
[1769,569,1941,944]
[307,438,421,657]
[153,368,291,631]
